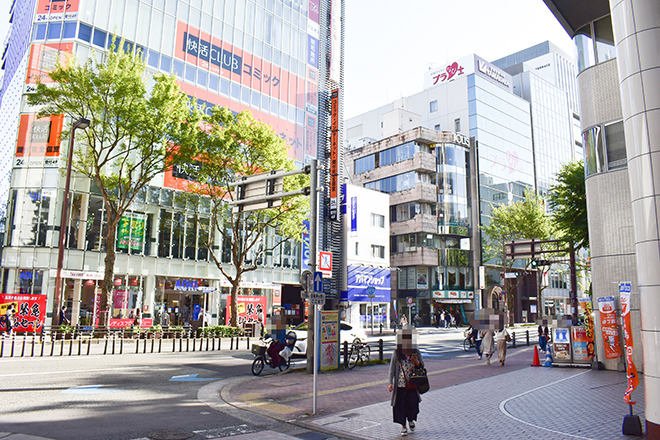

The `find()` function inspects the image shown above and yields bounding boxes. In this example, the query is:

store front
[155,276,212,328]
[342,265,392,331]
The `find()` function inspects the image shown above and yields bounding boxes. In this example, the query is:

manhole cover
[147,429,195,440]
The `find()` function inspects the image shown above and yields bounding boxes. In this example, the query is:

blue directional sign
[366,286,376,297]
[314,271,324,293]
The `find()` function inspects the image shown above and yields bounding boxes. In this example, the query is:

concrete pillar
[610,0,660,435]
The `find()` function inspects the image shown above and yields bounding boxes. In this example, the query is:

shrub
[197,325,244,338]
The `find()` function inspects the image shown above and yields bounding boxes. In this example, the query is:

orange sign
[620,285,638,404]
[37,0,80,14]
[26,42,74,85]
[597,296,621,360]
[15,113,65,161]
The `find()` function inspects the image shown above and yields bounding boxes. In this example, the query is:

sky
[0,1,573,117]
[343,0,573,119]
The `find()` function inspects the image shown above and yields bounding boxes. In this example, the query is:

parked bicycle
[347,340,370,369]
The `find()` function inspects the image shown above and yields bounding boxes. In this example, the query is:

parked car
[288,321,368,356]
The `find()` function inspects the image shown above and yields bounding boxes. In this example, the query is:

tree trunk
[100,221,119,330]
[230,282,239,327]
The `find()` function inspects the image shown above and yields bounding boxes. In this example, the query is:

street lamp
[53,117,90,325]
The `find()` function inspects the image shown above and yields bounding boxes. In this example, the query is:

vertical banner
[597,296,621,360]
[551,327,572,362]
[329,0,341,83]
[116,213,146,251]
[350,196,357,234]
[620,283,639,404]
[301,220,310,271]
[320,310,339,371]
[578,298,596,359]
[329,88,339,221]
[571,327,591,363]
[0,294,47,332]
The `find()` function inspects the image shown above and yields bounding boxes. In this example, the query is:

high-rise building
[543,0,659,436]
[0,0,343,330]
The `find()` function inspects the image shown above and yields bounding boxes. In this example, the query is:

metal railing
[0,326,252,358]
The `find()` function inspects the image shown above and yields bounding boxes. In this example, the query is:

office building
[0,0,343,330]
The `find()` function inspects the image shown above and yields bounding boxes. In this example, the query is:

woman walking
[481,328,495,365]
[496,327,511,366]
[388,327,424,436]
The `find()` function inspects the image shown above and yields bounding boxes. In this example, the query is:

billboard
[0,293,47,332]
[225,295,267,329]
[345,265,391,302]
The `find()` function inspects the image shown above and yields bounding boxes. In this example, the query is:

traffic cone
[531,346,540,367]
[543,346,553,367]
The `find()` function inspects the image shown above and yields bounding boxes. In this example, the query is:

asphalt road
[0,328,471,440]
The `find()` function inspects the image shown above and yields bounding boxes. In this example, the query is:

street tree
[481,189,554,320]
[28,40,201,328]
[549,160,589,249]
[181,107,308,327]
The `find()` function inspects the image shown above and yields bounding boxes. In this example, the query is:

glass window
[92,28,106,47]
[220,78,230,95]
[62,22,77,39]
[147,50,160,68]
[574,24,595,72]
[161,14,175,56]
[371,213,385,228]
[604,121,626,169]
[454,118,461,132]
[583,126,601,176]
[594,15,616,64]
[371,245,385,259]
[261,94,270,110]
[160,54,172,72]
[34,23,47,40]
[434,124,441,131]
[430,100,438,113]
[242,86,251,103]
[252,90,261,108]
[172,59,185,78]
[231,82,240,100]
[209,74,219,91]
[185,64,196,82]
[150,9,164,50]
[197,68,208,87]
[47,22,62,40]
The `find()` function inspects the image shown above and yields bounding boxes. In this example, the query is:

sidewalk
[227,347,647,440]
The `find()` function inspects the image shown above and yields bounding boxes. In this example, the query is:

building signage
[36,0,80,21]
[346,265,391,302]
[0,293,47,332]
[329,88,340,221]
[453,133,470,147]
[48,269,104,280]
[424,55,474,89]
[350,196,357,233]
[183,32,242,75]
[174,279,199,291]
[301,220,310,271]
[474,55,513,92]
[116,212,146,251]
[432,290,474,300]
[597,296,622,359]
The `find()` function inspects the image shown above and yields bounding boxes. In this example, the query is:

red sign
[620,289,639,404]
[37,0,80,14]
[0,294,47,333]
[226,295,267,328]
[597,296,621,360]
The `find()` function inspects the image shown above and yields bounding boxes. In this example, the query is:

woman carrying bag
[388,327,425,436]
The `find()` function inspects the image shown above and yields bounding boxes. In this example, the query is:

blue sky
[1,1,573,118]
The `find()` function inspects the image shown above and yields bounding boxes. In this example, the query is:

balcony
[390,247,439,267]
[390,214,438,236]
[390,182,437,204]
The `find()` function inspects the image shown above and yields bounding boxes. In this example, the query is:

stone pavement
[227,347,647,440]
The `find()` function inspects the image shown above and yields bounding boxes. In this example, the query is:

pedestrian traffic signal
[531,259,538,268]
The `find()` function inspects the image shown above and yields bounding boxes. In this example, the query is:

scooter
[251,331,297,376]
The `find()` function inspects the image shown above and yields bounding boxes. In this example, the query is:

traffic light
[531,259,538,268]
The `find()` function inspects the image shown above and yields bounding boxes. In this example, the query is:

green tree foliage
[549,160,588,249]
[27,40,201,327]
[481,188,554,266]
[181,107,308,327]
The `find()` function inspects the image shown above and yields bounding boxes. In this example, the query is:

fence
[0,326,252,358]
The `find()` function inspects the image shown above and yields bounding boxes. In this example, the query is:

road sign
[310,292,326,305]
[300,270,314,293]
[314,272,324,293]
[366,286,376,298]
[407,297,413,306]
[319,251,332,277]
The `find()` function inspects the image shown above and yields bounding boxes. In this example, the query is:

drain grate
[147,429,195,440]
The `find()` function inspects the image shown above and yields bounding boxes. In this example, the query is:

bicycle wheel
[251,357,265,376]
[348,347,359,369]
[359,344,370,366]
[463,338,471,352]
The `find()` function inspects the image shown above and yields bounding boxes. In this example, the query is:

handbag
[505,332,512,342]
[399,358,430,394]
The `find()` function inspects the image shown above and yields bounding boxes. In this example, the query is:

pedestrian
[444,311,451,329]
[434,311,440,328]
[538,324,548,353]
[133,308,142,328]
[471,327,483,359]
[3,305,15,336]
[400,314,408,327]
[481,328,495,365]
[440,310,446,328]
[496,327,512,366]
[59,305,70,326]
[388,327,424,437]
[454,311,461,328]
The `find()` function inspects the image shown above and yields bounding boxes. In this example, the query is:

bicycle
[347,340,370,369]
[463,337,475,352]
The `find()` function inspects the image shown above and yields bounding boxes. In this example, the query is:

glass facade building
[0,0,342,328]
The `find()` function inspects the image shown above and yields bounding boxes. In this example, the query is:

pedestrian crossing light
[531,259,539,268]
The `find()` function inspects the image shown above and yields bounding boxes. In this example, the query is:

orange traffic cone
[531,345,540,367]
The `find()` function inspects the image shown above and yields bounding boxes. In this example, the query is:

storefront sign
[571,327,591,363]
[432,290,474,299]
[301,220,310,271]
[320,310,339,371]
[346,265,391,302]
[109,318,153,329]
[36,0,80,21]
[226,295,267,328]
[350,196,357,233]
[552,327,571,362]
[620,283,639,404]
[475,55,513,91]
[597,296,621,360]
[174,279,198,291]
[0,293,47,332]
[48,269,104,280]
[578,298,596,359]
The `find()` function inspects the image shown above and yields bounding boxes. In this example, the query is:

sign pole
[307,159,318,375]
[313,303,318,414]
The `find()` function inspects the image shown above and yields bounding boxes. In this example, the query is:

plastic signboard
[320,310,339,371]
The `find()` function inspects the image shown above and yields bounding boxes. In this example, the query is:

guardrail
[0,326,252,358]
[508,328,540,348]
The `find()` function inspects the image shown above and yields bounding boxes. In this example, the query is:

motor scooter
[251,331,297,376]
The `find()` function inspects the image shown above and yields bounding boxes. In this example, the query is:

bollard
[192,334,196,352]
[186,335,190,352]
[343,341,349,369]
[87,336,91,356]
[59,337,64,356]
[143,337,147,353]
[135,336,139,354]
[151,336,155,353]
[69,337,73,356]
[379,339,384,361]
[212,337,215,351]
[40,329,46,357]
[158,336,162,353]
[0,336,4,358]
[246,337,250,350]
[512,332,516,348]
[230,337,234,350]
[113,333,116,355]
[205,337,209,351]
[526,330,530,346]
[173,335,176,352]
[78,337,82,356]
[119,332,122,354]
[179,335,183,352]
[10,335,15,357]
[21,336,27,357]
